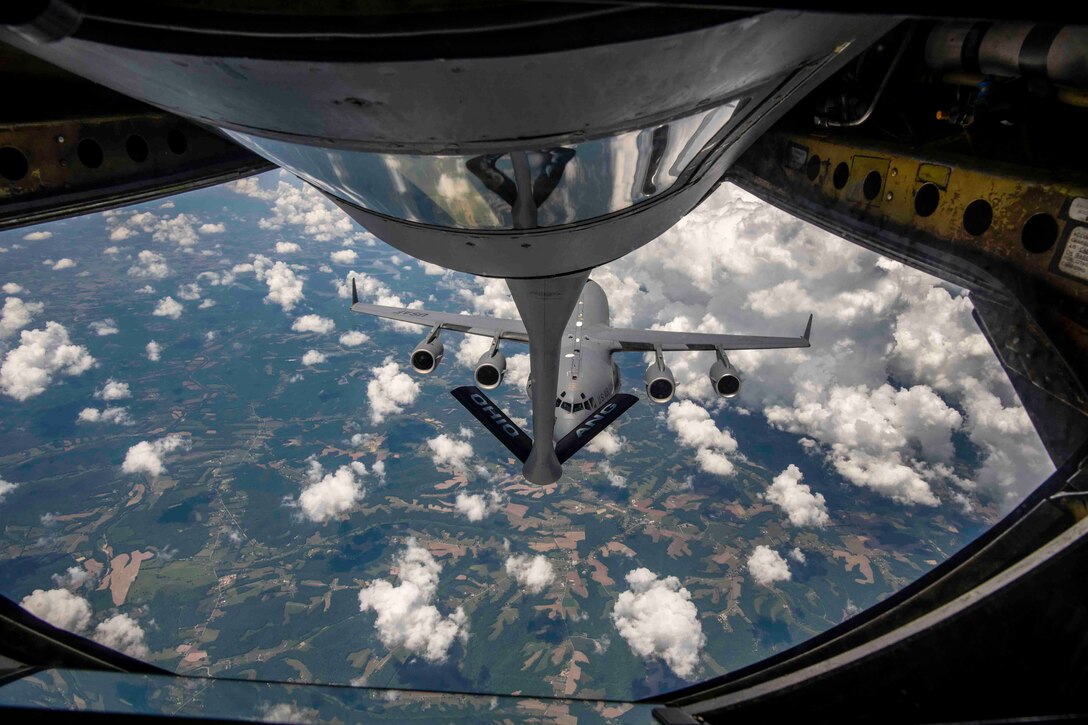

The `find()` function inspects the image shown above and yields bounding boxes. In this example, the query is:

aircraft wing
[589,314,812,352]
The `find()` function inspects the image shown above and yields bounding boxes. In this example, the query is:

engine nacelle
[410,338,444,374]
[709,358,741,398]
[644,362,675,404]
[474,350,507,390]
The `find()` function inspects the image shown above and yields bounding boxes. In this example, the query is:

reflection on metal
[731,130,1088,466]
[0,114,272,232]
[221,101,738,231]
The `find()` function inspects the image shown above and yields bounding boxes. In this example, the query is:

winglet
[351,277,358,305]
[803,313,813,343]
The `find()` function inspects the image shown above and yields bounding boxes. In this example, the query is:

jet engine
[474,349,507,390]
[709,356,741,398]
[644,361,675,404]
[410,337,444,374]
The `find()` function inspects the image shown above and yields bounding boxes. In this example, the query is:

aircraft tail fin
[554,393,638,464]
[451,386,533,463]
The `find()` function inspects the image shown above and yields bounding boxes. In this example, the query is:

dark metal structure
[1,2,1086,722]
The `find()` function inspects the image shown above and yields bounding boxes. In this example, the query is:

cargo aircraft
[351,277,811,484]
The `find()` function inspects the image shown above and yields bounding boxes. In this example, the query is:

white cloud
[152,213,200,247]
[176,283,202,301]
[94,378,131,401]
[666,400,739,476]
[504,554,555,594]
[128,250,170,279]
[1,297,44,338]
[587,429,625,456]
[89,319,119,336]
[152,296,183,320]
[611,568,705,679]
[261,260,304,312]
[198,299,216,309]
[763,464,829,527]
[135,285,154,294]
[428,432,474,473]
[339,330,369,347]
[198,222,226,234]
[453,490,506,522]
[248,179,357,242]
[0,322,95,401]
[747,545,791,586]
[93,613,149,658]
[292,315,335,334]
[78,406,133,425]
[2,283,24,294]
[23,230,53,241]
[122,434,190,477]
[301,349,326,366]
[297,459,364,523]
[600,461,627,488]
[52,566,93,589]
[0,478,17,502]
[275,241,301,254]
[357,538,468,663]
[109,227,133,242]
[258,704,319,724]
[789,547,806,564]
[367,358,420,424]
[145,340,161,361]
[51,258,76,270]
[20,588,92,632]
[330,249,358,265]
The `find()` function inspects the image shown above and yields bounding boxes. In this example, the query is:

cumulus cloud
[51,258,77,270]
[339,330,369,347]
[109,227,133,242]
[789,547,807,564]
[599,461,627,488]
[587,429,625,456]
[666,400,739,476]
[611,568,705,679]
[275,241,301,254]
[89,319,119,336]
[367,358,420,424]
[1,322,96,401]
[428,432,474,473]
[122,434,190,477]
[747,545,791,586]
[261,259,304,312]
[763,464,829,527]
[3,282,24,294]
[52,566,94,589]
[357,538,468,663]
[23,230,53,241]
[330,249,358,265]
[505,554,555,594]
[291,315,335,334]
[198,222,225,234]
[95,378,131,401]
[93,613,149,658]
[1,297,44,338]
[152,296,183,319]
[198,299,216,309]
[245,178,357,242]
[20,588,92,632]
[453,490,506,522]
[145,340,161,361]
[296,459,364,523]
[176,283,202,301]
[128,250,170,279]
[258,704,319,724]
[301,349,326,366]
[78,406,133,425]
[0,477,17,502]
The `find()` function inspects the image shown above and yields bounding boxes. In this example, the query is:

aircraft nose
[553,414,578,443]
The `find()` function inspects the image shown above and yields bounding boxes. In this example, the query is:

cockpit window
[561,402,573,412]
[222,100,738,231]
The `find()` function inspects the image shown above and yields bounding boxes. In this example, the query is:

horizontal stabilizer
[451,386,533,463]
[554,393,638,464]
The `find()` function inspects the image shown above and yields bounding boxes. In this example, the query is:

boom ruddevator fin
[451,386,533,463]
[554,393,638,464]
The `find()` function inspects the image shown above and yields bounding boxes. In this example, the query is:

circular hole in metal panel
[0,146,28,181]
[914,183,940,217]
[126,134,149,163]
[806,154,821,181]
[167,129,188,155]
[862,170,882,201]
[963,199,993,236]
[77,138,103,169]
[832,162,849,190]
[1021,213,1059,254]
